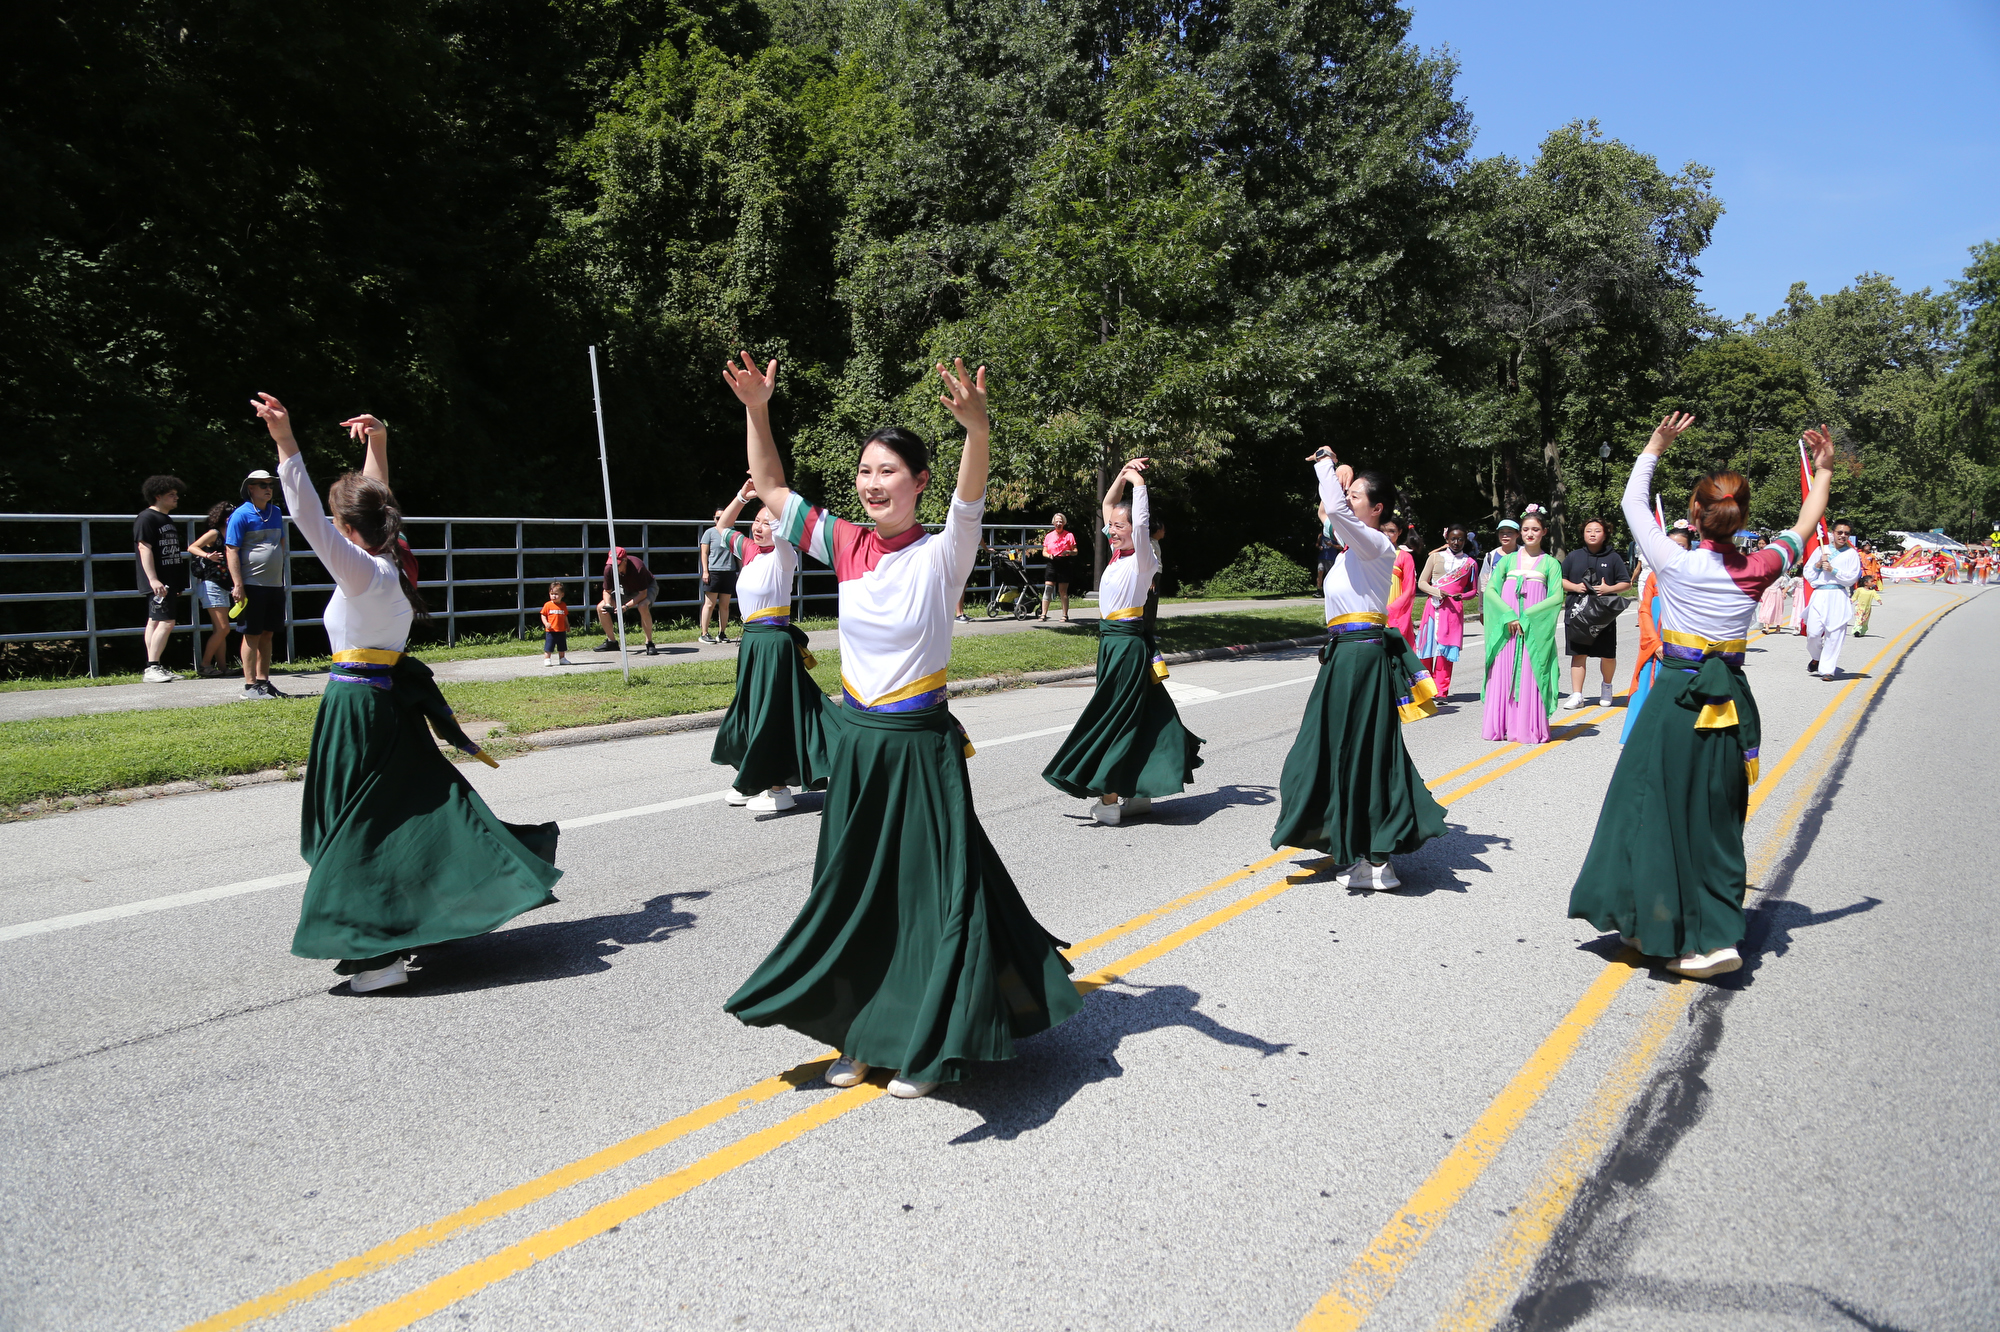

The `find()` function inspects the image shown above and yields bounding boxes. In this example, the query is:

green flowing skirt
[1040,622,1203,799]
[294,666,561,972]
[1568,658,1761,957]
[724,703,1083,1085]
[710,622,837,794]
[1271,629,1447,861]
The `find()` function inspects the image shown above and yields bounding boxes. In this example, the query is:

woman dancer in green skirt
[718,353,1081,1099]
[1041,457,1203,823]
[250,394,561,994]
[707,480,837,811]
[1270,446,1446,890]
[1568,414,1834,978]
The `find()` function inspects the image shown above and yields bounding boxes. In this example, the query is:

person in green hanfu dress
[1568,414,1835,979]
[250,393,560,995]
[718,352,1081,1100]
[1040,456,1203,823]
[1270,446,1446,891]
[706,479,838,812]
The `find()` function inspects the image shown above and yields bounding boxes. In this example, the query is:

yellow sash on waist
[842,668,948,710]
[743,605,790,623]
[1103,606,1144,621]
[1327,611,1388,629]
[332,648,404,664]
[1661,630,1748,656]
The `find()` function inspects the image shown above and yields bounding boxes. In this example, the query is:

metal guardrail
[0,513,1069,676]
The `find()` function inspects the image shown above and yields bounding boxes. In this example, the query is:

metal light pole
[588,345,630,684]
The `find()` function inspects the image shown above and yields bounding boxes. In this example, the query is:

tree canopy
[3,0,1993,581]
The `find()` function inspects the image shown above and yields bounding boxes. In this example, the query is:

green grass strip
[0,609,1323,808]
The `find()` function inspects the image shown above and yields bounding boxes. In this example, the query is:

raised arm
[724,353,792,514]
[714,480,754,532]
[342,414,389,485]
[938,359,990,502]
[1787,426,1836,552]
[1624,414,1695,578]
[251,392,385,596]
[1311,448,1392,559]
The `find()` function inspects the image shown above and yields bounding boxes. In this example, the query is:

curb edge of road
[6,633,1330,821]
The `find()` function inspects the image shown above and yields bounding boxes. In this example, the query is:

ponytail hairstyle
[1689,471,1750,544]
[1352,470,1398,518]
[327,472,430,622]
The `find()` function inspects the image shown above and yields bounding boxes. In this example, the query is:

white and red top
[1316,458,1395,625]
[779,490,983,711]
[1624,453,1800,657]
[714,528,797,624]
[1098,483,1154,618]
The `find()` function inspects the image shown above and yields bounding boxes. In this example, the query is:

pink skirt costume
[1756,577,1790,631]
[1413,557,1473,698]
[1480,557,1559,744]
[1385,549,1418,642]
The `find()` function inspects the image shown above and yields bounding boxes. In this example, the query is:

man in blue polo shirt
[226,469,288,700]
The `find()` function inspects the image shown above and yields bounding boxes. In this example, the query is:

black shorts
[1045,556,1077,586]
[543,630,568,653]
[145,589,184,622]
[704,569,737,598]
[231,585,285,636]
[1566,622,1617,659]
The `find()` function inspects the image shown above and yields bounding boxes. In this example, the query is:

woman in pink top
[1040,514,1080,621]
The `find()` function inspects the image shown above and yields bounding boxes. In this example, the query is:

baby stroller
[985,546,1044,620]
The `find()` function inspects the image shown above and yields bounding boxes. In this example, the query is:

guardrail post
[81,518,98,677]
[444,521,456,647]
[284,520,296,664]
[515,521,525,640]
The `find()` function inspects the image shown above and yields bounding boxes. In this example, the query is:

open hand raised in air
[340,414,386,445]
[723,352,778,408]
[250,392,294,440]
[937,358,989,433]
[1802,424,1835,473]
[1644,411,1697,455]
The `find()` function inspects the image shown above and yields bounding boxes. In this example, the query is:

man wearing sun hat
[226,468,289,699]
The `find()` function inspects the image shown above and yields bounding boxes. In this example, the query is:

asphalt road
[0,583,1990,1332]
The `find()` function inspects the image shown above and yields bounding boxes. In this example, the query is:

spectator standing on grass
[1560,517,1632,711]
[541,581,573,665]
[185,501,239,677]
[596,546,658,655]
[1039,512,1079,622]
[135,475,189,683]
[226,468,288,699]
[699,511,741,644]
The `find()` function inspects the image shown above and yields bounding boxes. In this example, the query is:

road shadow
[1568,896,1883,988]
[330,890,710,997]
[754,790,825,822]
[1128,783,1278,827]
[935,981,1293,1143]
[1381,823,1517,898]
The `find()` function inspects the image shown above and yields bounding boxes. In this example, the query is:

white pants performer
[1803,591,1852,678]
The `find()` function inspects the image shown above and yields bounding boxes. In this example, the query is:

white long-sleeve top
[715,528,799,623]
[278,453,412,653]
[1622,453,1797,647]
[1098,483,1154,616]
[780,490,983,710]
[1317,459,1395,620]
[1805,543,1861,592]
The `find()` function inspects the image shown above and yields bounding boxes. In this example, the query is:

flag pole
[589,346,631,685]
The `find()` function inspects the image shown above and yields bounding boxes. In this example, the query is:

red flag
[1796,437,1828,616]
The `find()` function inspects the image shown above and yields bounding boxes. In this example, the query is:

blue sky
[1403,0,2000,323]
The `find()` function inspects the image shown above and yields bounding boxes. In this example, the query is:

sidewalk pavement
[0,596,1326,724]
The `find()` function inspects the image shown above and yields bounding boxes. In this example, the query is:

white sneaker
[142,664,176,683]
[747,787,795,812]
[543,658,555,667]
[1367,859,1401,890]
[887,1076,940,1099]
[1123,795,1152,816]
[349,959,408,993]
[1598,687,1614,707]
[1667,947,1742,979]
[1092,801,1123,826]
[726,789,753,807]
[826,1057,871,1087]
[1562,692,1587,710]
[1333,859,1369,887]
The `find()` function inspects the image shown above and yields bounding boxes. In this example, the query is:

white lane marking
[0,871,309,943]
[0,667,1321,943]
[1163,681,1221,702]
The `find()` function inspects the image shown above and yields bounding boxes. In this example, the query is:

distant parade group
[250,351,1903,1098]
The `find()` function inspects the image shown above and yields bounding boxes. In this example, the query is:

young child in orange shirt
[542,580,573,666]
